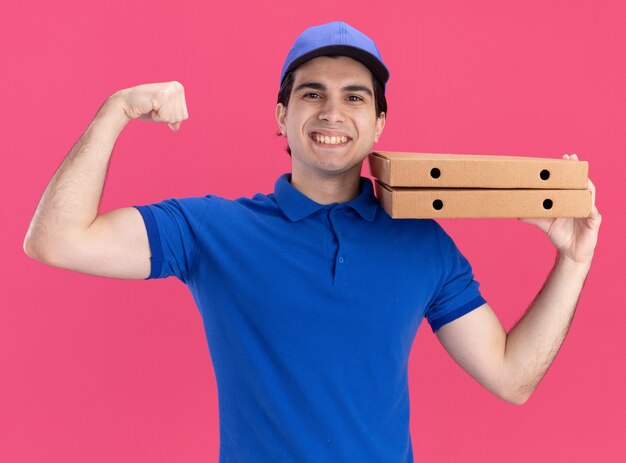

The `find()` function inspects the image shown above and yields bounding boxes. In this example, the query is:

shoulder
[230,191,281,217]
[173,190,276,213]
[180,190,282,227]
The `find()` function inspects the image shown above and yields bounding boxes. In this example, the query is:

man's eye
[304,93,321,99]
[348,95,363,102]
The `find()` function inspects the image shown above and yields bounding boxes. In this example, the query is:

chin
[314,157,363,176]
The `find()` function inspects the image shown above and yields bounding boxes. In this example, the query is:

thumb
[168,121,182,131]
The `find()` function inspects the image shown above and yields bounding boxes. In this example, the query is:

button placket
[328,206,347,284]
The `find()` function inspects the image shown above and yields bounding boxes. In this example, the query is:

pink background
[2,0,624,461]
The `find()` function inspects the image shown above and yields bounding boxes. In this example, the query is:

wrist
[96,94,132,132]
[556,251,593,273]
[103,92,131,120]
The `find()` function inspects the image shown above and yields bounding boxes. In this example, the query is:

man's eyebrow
[294,81,373,97]
[294,82,326,93]
[342,84,373,97]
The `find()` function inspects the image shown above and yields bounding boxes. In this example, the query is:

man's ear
[276,103,287,136]
[374,112,386,144]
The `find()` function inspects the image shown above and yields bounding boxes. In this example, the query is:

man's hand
[110,81,189,132]
[518,154,602,265]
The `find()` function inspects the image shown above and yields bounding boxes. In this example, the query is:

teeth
[314,134,349,145]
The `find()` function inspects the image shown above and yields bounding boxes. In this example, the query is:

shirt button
[339,256,345,264]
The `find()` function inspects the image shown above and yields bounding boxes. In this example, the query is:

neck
[290,164,363,204]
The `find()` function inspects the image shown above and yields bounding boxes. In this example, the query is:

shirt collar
[274,173,379,222]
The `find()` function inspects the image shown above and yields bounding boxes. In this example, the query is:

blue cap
[280,21,390,90]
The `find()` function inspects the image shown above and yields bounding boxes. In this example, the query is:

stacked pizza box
[367,151,591,218]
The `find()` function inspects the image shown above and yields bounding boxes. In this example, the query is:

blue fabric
[132,173,486,463]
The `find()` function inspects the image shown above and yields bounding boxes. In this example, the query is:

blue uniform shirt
[133,173,486,462]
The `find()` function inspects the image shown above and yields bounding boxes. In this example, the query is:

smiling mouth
[310,132,352,146]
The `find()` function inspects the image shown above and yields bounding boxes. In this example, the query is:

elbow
[23,235,47,262]
[505,392,531,406]
[23,236,37,259]
[23,221,55,262]
[494,366,537,405]
[501,385,534,406]
[23,226,39,259]
[491,375,534,405]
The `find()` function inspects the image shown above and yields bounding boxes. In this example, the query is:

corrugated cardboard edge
[374,180,592,218]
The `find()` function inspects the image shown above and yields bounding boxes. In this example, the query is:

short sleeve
[425,222,487,333]
[132,196,211,283]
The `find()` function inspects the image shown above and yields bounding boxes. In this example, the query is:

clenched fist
[112,81,189,131]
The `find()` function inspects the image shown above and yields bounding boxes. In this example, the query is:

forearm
[502,252,592,402]
[24,95,130,258]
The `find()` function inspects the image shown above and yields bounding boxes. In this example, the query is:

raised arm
[435,155,602,405]
[23,81,189,279]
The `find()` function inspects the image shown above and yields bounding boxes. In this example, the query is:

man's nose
[318,97,344,124]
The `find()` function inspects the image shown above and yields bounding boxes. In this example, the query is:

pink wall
[3,0,624,461]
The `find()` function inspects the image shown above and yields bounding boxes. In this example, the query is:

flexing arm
[435,155,602,405]
[23,81,189,279]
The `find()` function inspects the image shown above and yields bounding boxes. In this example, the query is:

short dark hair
[276,59,388,156]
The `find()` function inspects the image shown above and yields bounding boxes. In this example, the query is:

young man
[24,21,601,463]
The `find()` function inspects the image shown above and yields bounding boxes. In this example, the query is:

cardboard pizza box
[374,181,592,219]
[368,151,589,189]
